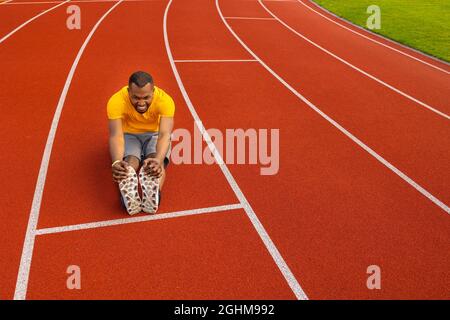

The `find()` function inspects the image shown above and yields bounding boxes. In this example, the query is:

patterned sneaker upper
[119,166,142,215]
[139,166,160,214]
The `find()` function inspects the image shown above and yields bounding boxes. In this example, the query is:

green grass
[312,0,450,62]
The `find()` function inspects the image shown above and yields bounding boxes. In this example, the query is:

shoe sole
[139,166,160,214]
[118,166,142,215]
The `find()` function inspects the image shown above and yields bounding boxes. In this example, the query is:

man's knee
[124,155,140,169]
[145,153,169,169]
[144,153,157,159]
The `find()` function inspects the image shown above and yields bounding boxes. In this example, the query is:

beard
[134,102,149,113]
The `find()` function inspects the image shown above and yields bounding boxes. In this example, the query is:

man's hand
[112,160,129,183]
[143,158,163,178]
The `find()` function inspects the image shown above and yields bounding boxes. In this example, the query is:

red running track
[0,0,449,299]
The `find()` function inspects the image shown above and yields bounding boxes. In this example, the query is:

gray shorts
[123,132,171,165]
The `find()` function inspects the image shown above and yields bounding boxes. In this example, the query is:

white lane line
[13,0,124,301]
[297,0,450,73]
[258,0,450,121]
[165,0,308,301]
[174,59,257,63]
[217,0,450,215]
[0,0,71,44]
[224,16,275,20]
[36,204,243,235]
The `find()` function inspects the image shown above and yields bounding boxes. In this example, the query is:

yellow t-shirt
[107,85,175,133]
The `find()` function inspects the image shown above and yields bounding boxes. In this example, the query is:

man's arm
[108,119,125,163]
[108,119,128,182]
[143,117,174,177]
[155,116,174,163]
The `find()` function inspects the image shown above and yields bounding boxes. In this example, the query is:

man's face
[128,82,154,113]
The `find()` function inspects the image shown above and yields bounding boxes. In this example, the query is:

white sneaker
[139,166,160,214]
[118,166,142,215]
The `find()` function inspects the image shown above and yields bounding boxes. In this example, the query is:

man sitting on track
[107,71,175,215]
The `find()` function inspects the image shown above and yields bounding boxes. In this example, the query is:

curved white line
[297,0,450,73]
[164,0,308,300]
[216,0,450,215]
[258,0,450,121]
[13,0,124,300]
[0,0,71,44]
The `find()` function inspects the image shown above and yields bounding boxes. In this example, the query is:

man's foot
[118,166,142,215]
[139,166,160,214]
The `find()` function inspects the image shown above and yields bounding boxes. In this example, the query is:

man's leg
[144,153,167,190]
[123,133,143,168]
[138,133,170,212]
[123,155,140,172]
[118,134,143,214]
[142,133,171,190]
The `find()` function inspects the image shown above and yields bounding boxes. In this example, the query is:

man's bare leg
[124,155,140,172]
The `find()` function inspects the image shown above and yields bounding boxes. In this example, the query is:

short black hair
[129,71,153,88]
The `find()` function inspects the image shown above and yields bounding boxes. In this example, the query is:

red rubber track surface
[0,3,55,37]
[0,0,449,299]
[0,1,119,299]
